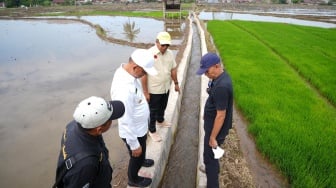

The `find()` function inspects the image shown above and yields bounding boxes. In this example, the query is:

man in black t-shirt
[197,53,233,188]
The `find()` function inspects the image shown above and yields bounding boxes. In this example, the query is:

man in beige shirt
[141,32,180,142]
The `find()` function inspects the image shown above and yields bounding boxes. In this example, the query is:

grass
[207,20,336,187]
[230,21,336,106]
[42,10,162,17]
[94,24,106,38]
[40,9,189,19]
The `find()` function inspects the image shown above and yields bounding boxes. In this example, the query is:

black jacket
[56,121,112,188]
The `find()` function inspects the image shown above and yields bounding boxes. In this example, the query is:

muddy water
[0,19,132,188]
[0,17,180,188]
[160,22,202,187]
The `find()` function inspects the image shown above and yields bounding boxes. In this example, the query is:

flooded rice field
[0,16,183,188]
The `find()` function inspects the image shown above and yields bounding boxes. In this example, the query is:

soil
[1,3,334,187]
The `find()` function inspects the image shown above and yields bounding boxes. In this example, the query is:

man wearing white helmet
[54,96,125,188]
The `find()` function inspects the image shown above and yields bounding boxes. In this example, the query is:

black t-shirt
[56,121,112,188]
[204,71,233,141]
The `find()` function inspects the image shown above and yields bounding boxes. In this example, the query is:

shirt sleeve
[213,86,229,111]
[169,50,177,69]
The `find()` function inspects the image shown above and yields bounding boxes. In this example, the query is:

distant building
[78,0,93,3]
[303,0,329,4]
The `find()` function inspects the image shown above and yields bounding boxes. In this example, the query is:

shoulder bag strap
[52,151,100,188]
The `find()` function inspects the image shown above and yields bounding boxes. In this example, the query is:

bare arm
[171,67,180,93]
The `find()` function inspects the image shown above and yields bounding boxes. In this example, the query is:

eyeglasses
[161,44,170,47]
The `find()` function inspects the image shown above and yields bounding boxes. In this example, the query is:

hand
[209,137,218,148]
[144,92,150,102]
[175,84,180,94]
[131,146,142,157]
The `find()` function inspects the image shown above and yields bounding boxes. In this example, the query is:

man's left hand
[209,137,218,148]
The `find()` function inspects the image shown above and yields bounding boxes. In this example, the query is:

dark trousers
[148,91,169,133]
[122,134,147,183]
[203,134,224,188]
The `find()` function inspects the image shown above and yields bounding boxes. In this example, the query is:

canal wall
[194,11,209,188]
[134,13,194,188]
[130,12,210,188]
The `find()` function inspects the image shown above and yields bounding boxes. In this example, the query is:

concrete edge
[193,12,209,188]
[133,13,194,188]
[196,75,209,188]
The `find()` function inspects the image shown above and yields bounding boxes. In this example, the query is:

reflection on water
[123,18,140,42]
[83,15,186,44]
[0,16,184,188]
[42,15,186,45]
[82,16,167,43]
[199,12,336,28]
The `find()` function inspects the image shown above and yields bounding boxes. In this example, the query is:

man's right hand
[131,146,142,157]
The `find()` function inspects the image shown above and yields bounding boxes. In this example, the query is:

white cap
[212,147,225,159]
[73,96,125,129]
[131,49,158,76]
[157,31,171,45]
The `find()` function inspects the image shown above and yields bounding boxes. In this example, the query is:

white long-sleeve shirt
[110,64,149,150]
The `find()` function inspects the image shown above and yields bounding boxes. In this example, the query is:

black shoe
[128,177,152,187]
[142,159,154,167]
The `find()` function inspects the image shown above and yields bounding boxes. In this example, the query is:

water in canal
[160,21,202,188]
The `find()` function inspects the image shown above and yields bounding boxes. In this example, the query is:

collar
[120,63,137,81]
[75,121,100,140]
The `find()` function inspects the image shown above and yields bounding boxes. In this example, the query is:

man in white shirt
[110,49,157,187]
